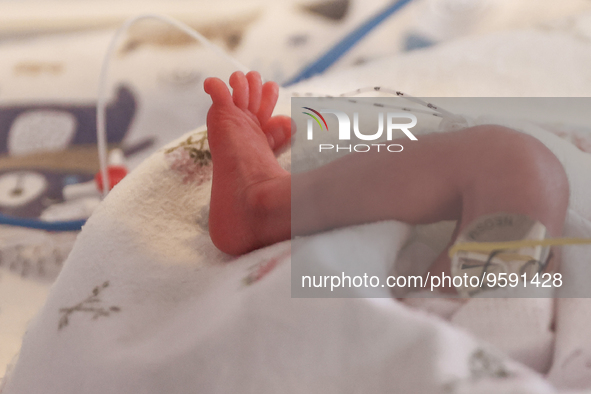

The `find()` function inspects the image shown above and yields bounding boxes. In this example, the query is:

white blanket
[3,107,591,393]
[5,11,591,394]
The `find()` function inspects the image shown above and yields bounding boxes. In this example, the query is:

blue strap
[0,213,86,231]
[283,0,414,86]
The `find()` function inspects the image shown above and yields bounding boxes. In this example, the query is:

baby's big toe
[204,77,233,107]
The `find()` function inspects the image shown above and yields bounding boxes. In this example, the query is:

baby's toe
[257,81,279,125]
[246,71,262,114]
[229,71,249,110]
[263,116,293,151]
[204,77,233,107]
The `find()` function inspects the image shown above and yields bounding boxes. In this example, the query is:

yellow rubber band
[449,237,591,259]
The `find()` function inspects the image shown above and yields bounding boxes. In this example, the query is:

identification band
[450,213,553,297]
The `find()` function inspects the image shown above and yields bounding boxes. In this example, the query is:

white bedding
[3,3,591,392]
[3,103,591,393]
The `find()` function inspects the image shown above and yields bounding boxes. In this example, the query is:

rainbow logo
[302,107,328,131]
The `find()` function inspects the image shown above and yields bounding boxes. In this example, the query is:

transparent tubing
[96,13,250,197]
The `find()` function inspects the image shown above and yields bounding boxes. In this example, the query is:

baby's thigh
[457,124,569,237]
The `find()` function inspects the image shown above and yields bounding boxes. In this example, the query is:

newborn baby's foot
[204,71,291,255]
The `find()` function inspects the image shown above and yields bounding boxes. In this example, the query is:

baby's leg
[290,127,569,283]
[205,72,569,282]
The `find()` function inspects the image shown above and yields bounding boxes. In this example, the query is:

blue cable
[0,213,86,231]
[283,0,414,86]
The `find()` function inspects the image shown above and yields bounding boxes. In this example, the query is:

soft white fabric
[0,126,553,393]
[0,3,396,372]
[4,8,591,393]
[286,25,591,98]
[4,106,591,393]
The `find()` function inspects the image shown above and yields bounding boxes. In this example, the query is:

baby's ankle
[243,174,292,246]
